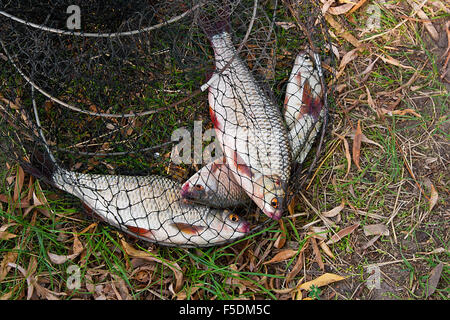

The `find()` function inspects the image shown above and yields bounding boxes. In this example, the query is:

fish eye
[228,213,239,222]
[270,197,279,209]
[194,184,204,191]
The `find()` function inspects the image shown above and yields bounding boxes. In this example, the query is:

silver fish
[182,52,325,209]
[180,156,249,208]
[27,158,250,248]
[285,52,325,163]
[206,30,292,220]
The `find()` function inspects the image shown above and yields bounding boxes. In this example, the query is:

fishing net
[0,0,334,247]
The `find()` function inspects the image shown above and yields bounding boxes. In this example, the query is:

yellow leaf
[298,273,346,291]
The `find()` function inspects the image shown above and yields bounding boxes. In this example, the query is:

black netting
[0,0,334,247]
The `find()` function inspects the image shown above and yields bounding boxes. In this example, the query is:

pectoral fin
[171,222,205,235]
[233,151,252,178]
[126,225,154,239]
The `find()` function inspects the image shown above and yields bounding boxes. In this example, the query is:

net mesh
[0,0,334,247]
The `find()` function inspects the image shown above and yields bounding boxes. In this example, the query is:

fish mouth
[180,182,191,198]
[263,209,282,221]
[237,221,251,233]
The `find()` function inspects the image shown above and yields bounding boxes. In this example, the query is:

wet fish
[180,156,249,208]
[182,52,325,209]
[285,52,325,163]
[205,27,292,220]
[22,152,250,248]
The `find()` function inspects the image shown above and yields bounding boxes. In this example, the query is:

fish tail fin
[198,1,232,39]
[20,145,58,187]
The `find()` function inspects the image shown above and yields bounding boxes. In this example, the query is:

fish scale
[182,52,325,209]
[210,32,291,178]
[207,30,291,220]
[49,168,249,247]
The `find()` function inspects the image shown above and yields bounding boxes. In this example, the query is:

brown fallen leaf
[13,166,25,203]
[328,3,355,15]
[0,249,18,282]
[326,223,360,245]
[286,241,309,283]
[325,14,363,48]
[274,220,287,249]
[319,241,335,259]
[47,233,84,265]
[346,0,369,16]
[263,249,298,265]
[298,273,346,291]
[119,235,184,292]
[378,107,422,118]
[310,237,324,271]
[363,224,390,236]
[426,263,443,298]
[352,120,362,171]
[0,223,17,241]
[428,182,438,212]
[334,133,351,178]
[322,201,345,218]
[406,0,439,41]
[376,53,414,70]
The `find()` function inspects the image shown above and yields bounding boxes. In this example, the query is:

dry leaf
[328,3,355,15]
[346,0,369,15]
[286,242,309,283]
[322,201,345,218]
[334,133,351,178]
[361,235,381,250]
[363,224,389,236]
[378,107,421,118]
[352,120,362,171]
[347,131,383,149]
[406,0,439,41]
[274,220,287,249]
[319,241,335,259]
[119,235,184,292]
[325,14,363,48]
[47,233,83,265]
[0,249,18,282]
[298,273,346,291]
[13,166,25,202]
[326,223,360,245]
[428,182,438,212]
[426,263,443,298]
[263,249,298,265]
[376,53,414,70]
[0,223,17,240]
[310,237,324,271]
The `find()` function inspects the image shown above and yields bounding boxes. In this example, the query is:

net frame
[0,0,335,248]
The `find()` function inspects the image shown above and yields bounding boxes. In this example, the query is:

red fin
[233,151,252,178]
[126,225,153,238]
[172,222,205,235]
[300,81,323,121]
[82,202,106,222]
[209,106,221,130]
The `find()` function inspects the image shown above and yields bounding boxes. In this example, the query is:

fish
[180,156,250,208]
[181,52,325,209]
[285,51,326,163]
[203,22,292,220]
[21,150,250,248]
